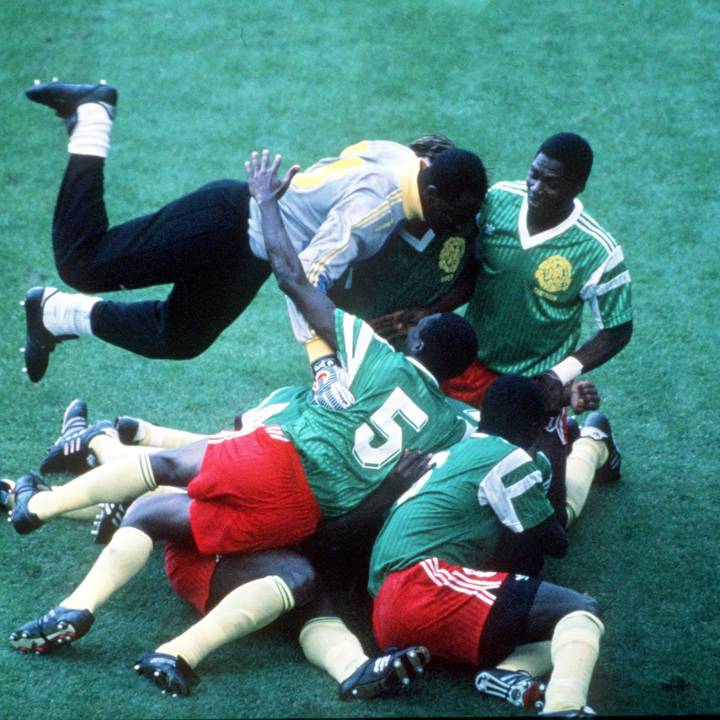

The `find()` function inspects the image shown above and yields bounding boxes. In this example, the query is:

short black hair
[479,374,545,445]
[423,147,488,202]
[537,132,593,185]
[409,134,456,161]
[417,312,478,382]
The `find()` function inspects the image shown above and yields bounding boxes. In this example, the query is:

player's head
[418,148,488,234]
[409,133,456,162]
[478,374,545,450]
[527,132,593,219]
[404,312,478,382]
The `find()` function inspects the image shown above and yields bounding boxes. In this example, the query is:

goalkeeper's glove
[311,356,355,411]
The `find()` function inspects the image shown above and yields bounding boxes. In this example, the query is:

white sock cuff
[68,103,113,158]
[43,289,101,337]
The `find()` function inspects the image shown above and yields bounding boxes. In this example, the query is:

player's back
[284,311,467,517]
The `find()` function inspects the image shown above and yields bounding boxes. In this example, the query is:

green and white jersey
[466,181,633,376]
[367,432,554,595]
[239,386,312,431]
[247,141,427,342]
[284,310,470,517]
[328,225,475,324]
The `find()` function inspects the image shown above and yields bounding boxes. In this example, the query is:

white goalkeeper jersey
[247,140,426,342]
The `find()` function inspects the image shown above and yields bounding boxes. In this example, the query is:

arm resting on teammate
[301,450,432,567]
[369,257,478,341]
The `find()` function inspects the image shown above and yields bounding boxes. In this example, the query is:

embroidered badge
[534,255,573,294]
[438,236,466,275]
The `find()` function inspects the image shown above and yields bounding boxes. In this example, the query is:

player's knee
[279,556,318,608]
[149,448,194,487]
[121,493,157,534]
[568,593,602,621]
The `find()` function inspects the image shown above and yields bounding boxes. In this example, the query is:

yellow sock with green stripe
[61,526,154,612]
[155,576,294,668]
[565,438,609,526]
[28,453,157,521]
[133,420,207,449]
[299,616,369,683]
[497,641,552,677]
[543,611,604,713]
[89,432,158,463]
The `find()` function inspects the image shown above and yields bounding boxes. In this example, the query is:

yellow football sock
[61,526,154,612]
[565,438,609,526]
[299,616,369,683]
[497,641,552,677]
[89,432,158,463]
[543,611,604,713]
[135,421,206,449]
[156,576,294,668]
[28,453,157,521]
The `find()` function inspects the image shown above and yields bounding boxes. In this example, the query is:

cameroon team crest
[534,254,573,293]
[438,236,465,275]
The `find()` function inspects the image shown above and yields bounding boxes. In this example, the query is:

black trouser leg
[52,157,268,358]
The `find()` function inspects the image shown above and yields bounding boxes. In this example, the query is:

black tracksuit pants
[52,155,270,359]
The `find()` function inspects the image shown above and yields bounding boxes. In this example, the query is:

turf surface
[1,0,718,716]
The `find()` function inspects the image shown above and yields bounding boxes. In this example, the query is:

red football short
[187,425,321,555]
[372,558,508,665]
[164,541,217,615]
[441,359,500,409]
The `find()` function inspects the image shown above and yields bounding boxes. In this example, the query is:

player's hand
[567,380,600,413]
[537,370,566,414]
[369,307,431,340]
[386,449,432,495]
[312,356,355,411]
[244,149,300,206]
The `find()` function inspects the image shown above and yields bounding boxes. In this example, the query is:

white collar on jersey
[406,355,439,386]
[398,226,435,251]
[518,196,584,249]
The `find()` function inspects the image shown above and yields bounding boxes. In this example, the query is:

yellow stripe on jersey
[292,156,365,191]
[340,140,370,157]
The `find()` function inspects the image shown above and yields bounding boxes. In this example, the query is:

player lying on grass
[8,397,434,699]
[8,151,482,683]
[369,374,606,716]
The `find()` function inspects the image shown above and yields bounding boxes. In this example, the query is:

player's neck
[404,218,429,238]
[526,205,574,235]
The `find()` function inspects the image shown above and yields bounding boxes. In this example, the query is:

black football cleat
[26,79,117,133]
[9,471,50,535]
[338,646,430,700]
[9,606,94,654]
[134,652,199,697]
[41,415,115,476]
[580,412,622,483]
[21,286,78,383]
[92,502,128,545]
[475,668,546,711]
[0,479,14,513]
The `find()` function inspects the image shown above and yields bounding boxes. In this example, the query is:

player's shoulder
[489,180,527,197]
[574,204,621,255]
[341,140,415,163]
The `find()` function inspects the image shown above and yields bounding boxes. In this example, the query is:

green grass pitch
[1,0,718,717]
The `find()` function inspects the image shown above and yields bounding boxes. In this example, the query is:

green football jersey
[284,310,469,517]
[239,386,312,430]
[367,432,554,596]
[328,225,475,323]
[466,181,633,376]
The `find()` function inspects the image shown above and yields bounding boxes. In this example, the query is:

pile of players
[4,79,632,717]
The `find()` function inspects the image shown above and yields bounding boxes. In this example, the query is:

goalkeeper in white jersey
[21,80,487,412]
